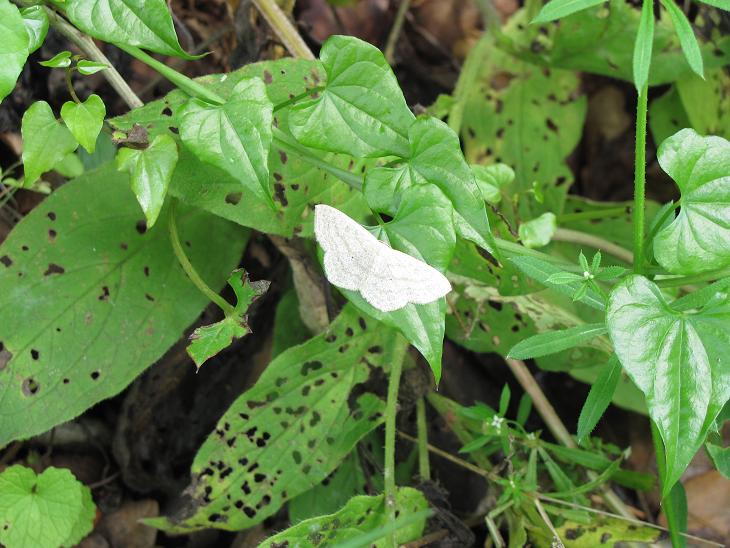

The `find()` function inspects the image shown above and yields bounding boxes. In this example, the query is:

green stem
[557,206,628,223]
[251,0,315,60]
[115,43,225,106]
[384,0,411,63]
[416,398,430,480]
[64,68,81,104]
[632,83,649,275]
[655,267,730,288]
[272,86,324,112]
[272,127,363,190]
[168,200,235,316]
[384,335,409,548]
[651,422,687,548]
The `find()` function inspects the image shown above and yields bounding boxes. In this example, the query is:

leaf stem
[272,86,324,112]
[115,43,225,105]
[168,200,234,316]
[416,398,430,480]
[384,335,409,548]
[655,267,730,288]
[632,83,649,275]
[64,68,81,104]
[272,127,363,190]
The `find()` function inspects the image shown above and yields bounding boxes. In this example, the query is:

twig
[384,0,411,64]
[552,228,634,264]
[252,0,315,60]
[41,7,143,109]
[416,398,430,480]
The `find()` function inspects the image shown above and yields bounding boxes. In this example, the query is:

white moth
[314,204,452,312]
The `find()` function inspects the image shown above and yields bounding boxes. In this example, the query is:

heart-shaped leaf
[21,101,79,185]
[117,133,178,227]
[0,465,95,548]
[0,1,29,104]
[653,129,730,275]
[61,94,106,153]
[607,275,730,493]
[20,6,48,54]
[179,78,274,208]
[289,35,414,158]
[64,0,195,59]
[364,117,496,253]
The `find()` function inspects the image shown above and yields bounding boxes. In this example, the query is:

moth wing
[360,247,452,312]
[314,204,379,291]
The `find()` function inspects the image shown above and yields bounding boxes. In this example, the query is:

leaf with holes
[145,305,397,532]
[456,29,586,221]
[61,94,106,154]
[64,0,196,59]
[20,6,48,54]
[21,101,79,185]
[364,117,496,252]
[179,78,274,208]
[110,59,370,237]
[187,270,270,369]
[607,275,730,494]
[260,487,428,547]
[289,35,415,158]
[0,465,96,548]
[116,133,178,227]
[653,129,730,275]
[0,0,28,104]
[0,163,247,447]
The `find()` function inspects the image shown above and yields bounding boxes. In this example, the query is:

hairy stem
[416,398,430,480]
[252,0,315,60]
[632,83,649,274]
[384,335,409,548]
[168,200,234,316]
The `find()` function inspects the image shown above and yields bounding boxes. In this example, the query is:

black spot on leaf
[44,263,64,276]
[225,192,242,205]
[22,377,39,396]
[0,255,12,267]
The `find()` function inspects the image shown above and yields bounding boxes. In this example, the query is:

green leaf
[53,152,84,179]
[676,70,730,138]
[0,0,30,103]
[288,452,367,523]
[507,323,607,360]
[261,487,428,547]
[649,86,691,146]
[546,271,584,284]
[518,212,557,248]
[509,256,605,310]
[364,117,496,252]
[697,0,730,10]
[289,35,414,158]
[607,275,730,494]
[179,78,275,208]
[532,0,607,23]
[335,186,454,381]
[472,163,514,204]
[21,101,79,185]
[0,163,248,446]
[633,0,655,90]
[64,0,196,59]
[110,58,370,238]
[39,51,72,68]
[577,355,621,442]
[187,270,269,369]
[499,383,511,416]
[532,515,662,546]
[60,94,106,154]
[116,133,178,227]
[706,441,730,478]
[272,289,310,358]
[660,0,703,78]
[0,465,96,548]
[653,129,730,275]
[20,6,49,54]
[76,60,108,76]
[146,306,397,532]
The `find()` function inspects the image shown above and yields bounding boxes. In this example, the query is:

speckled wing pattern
[314,204,451,312]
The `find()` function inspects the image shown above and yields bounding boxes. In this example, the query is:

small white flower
[490,415,504,430]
